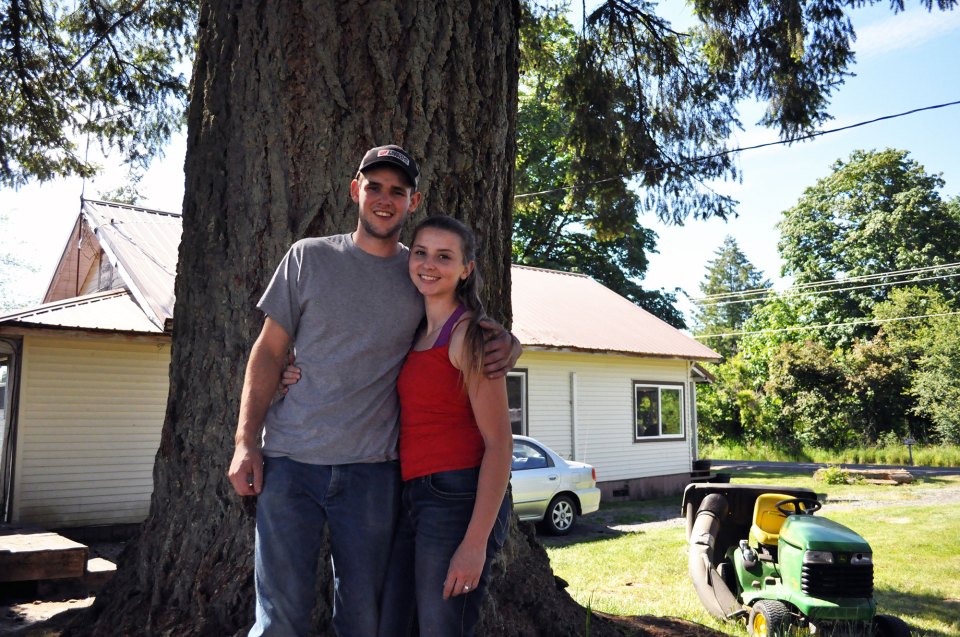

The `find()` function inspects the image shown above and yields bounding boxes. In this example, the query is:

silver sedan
[510,435,601,535]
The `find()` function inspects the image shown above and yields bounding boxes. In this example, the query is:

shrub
[814,465,849,485]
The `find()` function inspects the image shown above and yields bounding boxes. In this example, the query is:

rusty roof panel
[81,200,181,328]
[511,266,720,361]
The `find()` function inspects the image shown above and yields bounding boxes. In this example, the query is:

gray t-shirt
[257,233,424,464]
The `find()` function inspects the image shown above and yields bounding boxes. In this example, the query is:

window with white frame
[507,370,527,436]
[634,382,684,440]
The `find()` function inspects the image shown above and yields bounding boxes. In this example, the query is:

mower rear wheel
[749,600,791,637]
[874,614,911,637]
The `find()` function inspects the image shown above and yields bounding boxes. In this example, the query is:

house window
[507,370,527,436]
[634,382,684,440]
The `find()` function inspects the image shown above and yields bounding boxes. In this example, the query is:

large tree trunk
[61,1,631,635]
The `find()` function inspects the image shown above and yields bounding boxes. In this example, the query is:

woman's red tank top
[397,306,485,481]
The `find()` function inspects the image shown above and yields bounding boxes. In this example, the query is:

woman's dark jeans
[378,467,511,637]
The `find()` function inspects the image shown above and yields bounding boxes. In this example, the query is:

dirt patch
[0,586,93,636]
[600,614,727,637]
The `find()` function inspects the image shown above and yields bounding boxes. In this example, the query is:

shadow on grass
[538,523,631,549]
[722,467,810,481]
[538,496,684,548]
[911,474,957,486]
[876,587,960,637]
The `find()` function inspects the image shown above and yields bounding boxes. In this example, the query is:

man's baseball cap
[358,144,420,189]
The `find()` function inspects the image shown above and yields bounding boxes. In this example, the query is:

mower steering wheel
[775,497,822,516]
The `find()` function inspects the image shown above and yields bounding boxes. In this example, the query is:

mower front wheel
[874,614,911,637]
[749,600,791,637]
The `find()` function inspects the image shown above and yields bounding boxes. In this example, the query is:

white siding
[13,334,170,527]
[522,363,572,457]
[519,350,694,483]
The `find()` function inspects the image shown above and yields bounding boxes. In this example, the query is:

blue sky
[2,2,959,321]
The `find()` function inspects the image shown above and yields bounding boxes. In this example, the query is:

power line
[693,261,960,303]
[694,310,960,341]
[513,99,960,201]
[695,271,960,309]
[687,263,960,307]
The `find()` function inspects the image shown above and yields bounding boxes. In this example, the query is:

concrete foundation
[599,472,693,502]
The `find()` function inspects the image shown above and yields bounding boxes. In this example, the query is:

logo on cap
[377,149,410,165]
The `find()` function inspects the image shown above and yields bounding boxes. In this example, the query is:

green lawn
[544,473,960,637]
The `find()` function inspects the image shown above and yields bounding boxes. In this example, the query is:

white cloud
[854,9,960,60]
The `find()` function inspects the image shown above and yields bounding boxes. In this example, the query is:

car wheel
[749,600,791,637]
[541,494,577,535]
[874,614,911,637]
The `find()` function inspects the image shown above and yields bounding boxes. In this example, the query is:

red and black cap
[358,144,420,189]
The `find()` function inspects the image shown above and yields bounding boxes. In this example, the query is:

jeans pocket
[426,468,478,501]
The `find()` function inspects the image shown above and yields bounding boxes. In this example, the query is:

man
[228,145,519,637]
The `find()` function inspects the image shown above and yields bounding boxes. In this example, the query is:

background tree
[513,10,683,326]
[691,237,771,443]
[692,235,771,359]
[764,340,855,450]
[778,148,960,342]
[875,286,959,443]
[698,294,811,447]
[842,337,912,445]
[700,148,960,453]
[702,282,955,451]
[695,354,761,444]
[910,314,960,444]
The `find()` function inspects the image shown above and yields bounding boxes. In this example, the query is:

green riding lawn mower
[682,484,911,637]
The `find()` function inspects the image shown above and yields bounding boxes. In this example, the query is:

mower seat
[749,492,797,547]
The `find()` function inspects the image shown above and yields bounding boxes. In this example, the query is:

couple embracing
[228,145,519,637]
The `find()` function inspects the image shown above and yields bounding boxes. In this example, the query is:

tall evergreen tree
[693,236,771,359]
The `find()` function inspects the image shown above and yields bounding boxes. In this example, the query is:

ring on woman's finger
[464,584,470,591]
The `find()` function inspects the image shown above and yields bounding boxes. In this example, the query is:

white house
[507,266,719,500]
[0,200,718,530]
[0,200,177,529]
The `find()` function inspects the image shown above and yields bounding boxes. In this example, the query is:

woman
[378,215,513,636]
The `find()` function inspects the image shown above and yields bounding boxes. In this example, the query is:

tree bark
[57,1,637,635]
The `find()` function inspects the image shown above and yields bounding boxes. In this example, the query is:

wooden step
[84,557,117,591]
[0,526,88,583]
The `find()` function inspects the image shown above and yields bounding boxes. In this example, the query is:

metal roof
[511,266,720,361]
[4,203,719,361]
[0,290,163,334]
[80,199,181,329]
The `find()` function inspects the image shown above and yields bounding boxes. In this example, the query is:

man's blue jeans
[249,456,401,637]
[378,467,511,637]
